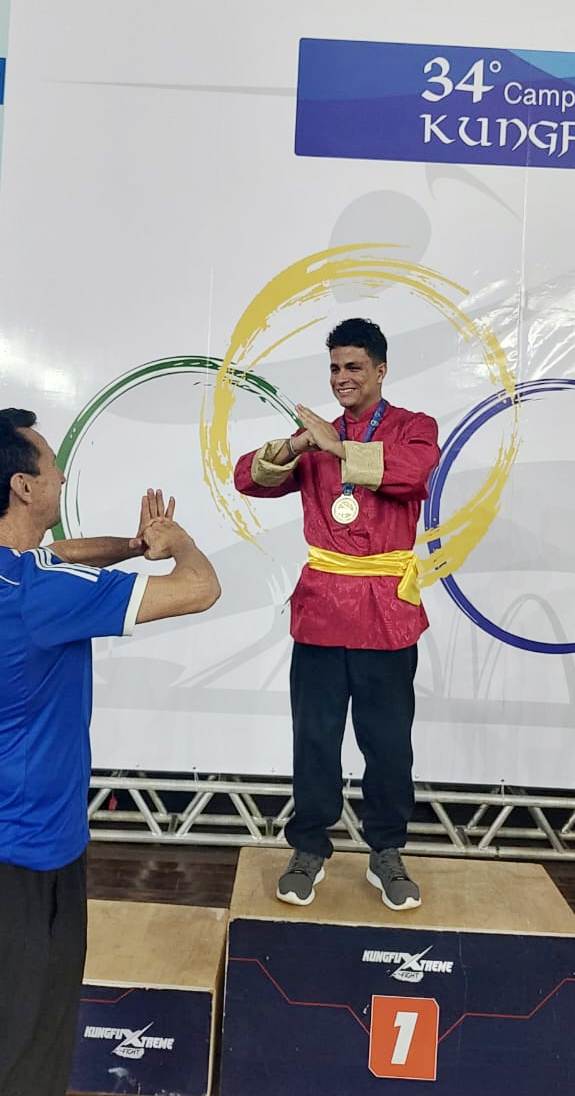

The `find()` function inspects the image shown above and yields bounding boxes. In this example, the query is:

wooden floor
[88,842,239,908]
[87,842,575,912]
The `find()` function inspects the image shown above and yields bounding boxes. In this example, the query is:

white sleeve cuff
[122,574,149,636]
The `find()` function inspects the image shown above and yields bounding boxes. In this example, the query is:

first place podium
[221,849,575,1095]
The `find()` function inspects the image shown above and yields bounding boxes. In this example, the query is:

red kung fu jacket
[233,401,440,650]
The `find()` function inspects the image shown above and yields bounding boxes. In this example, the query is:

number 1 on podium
[369,995,439,1081]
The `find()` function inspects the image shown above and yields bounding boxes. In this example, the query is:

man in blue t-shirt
[0,407,221,1096]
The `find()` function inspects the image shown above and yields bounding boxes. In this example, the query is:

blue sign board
[296,39,575,169]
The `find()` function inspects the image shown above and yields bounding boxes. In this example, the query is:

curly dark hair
[326,318,387,365]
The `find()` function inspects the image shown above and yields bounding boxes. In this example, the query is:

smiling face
[329,345,387,418]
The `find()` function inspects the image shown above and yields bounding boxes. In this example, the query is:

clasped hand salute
[129,487,176,557]
[129,487,201,562]
[291,404,345,460]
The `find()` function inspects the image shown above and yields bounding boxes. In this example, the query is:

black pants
[0,853,87,1096]
[285,642,418,858]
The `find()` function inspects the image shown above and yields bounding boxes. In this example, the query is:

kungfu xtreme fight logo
[83,1022,175,1060]
[362,945,454,984]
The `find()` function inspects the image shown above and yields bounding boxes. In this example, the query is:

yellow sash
[307,546,421,606]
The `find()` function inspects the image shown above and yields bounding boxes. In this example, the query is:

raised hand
[130,489,176,553]
[290,428,319,455]
[295,405,345,458]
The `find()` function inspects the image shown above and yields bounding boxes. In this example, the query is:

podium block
[221,849,575,1096]
[70,900,228,1096]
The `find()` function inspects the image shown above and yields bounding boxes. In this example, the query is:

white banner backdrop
[0,0,574,786]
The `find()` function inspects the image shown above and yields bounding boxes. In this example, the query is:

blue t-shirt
[0,545,147,871]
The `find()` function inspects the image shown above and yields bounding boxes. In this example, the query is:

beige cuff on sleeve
[341,441,384,491]
[251,440,300,487]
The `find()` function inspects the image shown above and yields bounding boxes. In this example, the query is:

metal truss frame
[88,773,575,860]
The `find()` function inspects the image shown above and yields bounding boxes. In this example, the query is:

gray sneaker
[367,849,421,910]
[276,850,325,906]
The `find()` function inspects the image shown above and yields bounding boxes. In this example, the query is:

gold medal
[331,494,360,524]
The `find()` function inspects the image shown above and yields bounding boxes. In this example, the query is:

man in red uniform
[234,318,440,909]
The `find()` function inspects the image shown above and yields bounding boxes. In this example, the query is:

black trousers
[0,853,87,1096]
[285,642,418,858]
